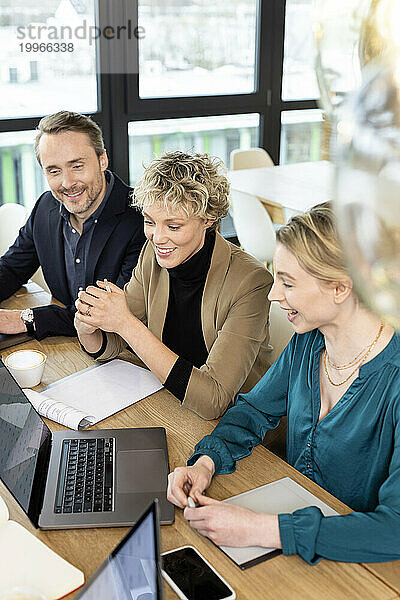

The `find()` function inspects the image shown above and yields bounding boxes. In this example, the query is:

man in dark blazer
[0,111,145,340]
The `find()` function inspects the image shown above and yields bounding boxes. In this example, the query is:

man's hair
[276,202,349,283]
[35,111,105,165]
[132,151,230,228]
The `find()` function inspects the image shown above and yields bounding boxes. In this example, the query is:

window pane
[282,0,319,101]
[0,131,47,209]
[280,109,323,164]
[0,0,98,119]
[138,1,258,98]
[128,114,260,185]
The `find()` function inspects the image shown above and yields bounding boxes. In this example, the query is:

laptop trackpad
[117,449,167,493]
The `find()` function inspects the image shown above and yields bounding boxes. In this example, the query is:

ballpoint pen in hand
[183,481,198,508]
[187,497,197,508]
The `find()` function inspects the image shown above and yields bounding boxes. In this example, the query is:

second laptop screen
[78,509,158,600]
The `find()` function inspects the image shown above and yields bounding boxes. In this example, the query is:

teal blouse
[188,329,400,564]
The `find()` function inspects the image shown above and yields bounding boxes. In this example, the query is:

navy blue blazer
[0,173,145,340]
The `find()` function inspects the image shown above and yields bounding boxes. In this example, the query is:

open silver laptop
[75,500,163,600]
[0,358,174,529]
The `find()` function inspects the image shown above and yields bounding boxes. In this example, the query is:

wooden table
[228,161,335,224]
[1,286,399,600]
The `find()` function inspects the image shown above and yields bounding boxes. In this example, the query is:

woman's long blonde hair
[276,202,349,283]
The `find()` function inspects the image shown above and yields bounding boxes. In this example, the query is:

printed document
[24,359,163,430]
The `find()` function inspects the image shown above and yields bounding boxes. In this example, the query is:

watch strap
[24,319,35,336]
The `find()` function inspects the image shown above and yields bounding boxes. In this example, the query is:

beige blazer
[98,232,273,419]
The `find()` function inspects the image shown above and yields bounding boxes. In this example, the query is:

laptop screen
[0,359,51,520]
[76,500,163,600]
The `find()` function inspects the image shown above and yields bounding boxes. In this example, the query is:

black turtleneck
[163,229,216,401]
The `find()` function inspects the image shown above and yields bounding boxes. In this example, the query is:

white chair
[0,203,51,294]
[30,266,51,294]
[229,147,284,223]
[0,203,27,256]
[230,147,274,170]
[230,189,276,265]
[268,301,294,364]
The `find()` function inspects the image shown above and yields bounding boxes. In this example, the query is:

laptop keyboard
[54,438,114,514]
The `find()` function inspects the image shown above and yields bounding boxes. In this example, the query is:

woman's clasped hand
[75,280,134,336]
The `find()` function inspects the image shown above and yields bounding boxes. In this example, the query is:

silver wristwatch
[20,308,35,335]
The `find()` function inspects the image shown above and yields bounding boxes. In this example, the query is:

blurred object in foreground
[315,0,400,329]
[335,60,400,329]
[313,0,371,119]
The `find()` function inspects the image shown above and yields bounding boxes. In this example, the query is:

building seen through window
[0,131,46,209]
[0,0,98,120]
[128,114,260,185]
[138,0,258,98]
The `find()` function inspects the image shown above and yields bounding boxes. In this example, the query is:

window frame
[0,0,319,196]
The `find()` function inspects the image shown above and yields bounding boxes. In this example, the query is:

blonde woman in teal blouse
[167,202,400,564]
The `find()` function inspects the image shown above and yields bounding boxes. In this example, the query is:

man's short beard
[62,193,98,215]
[57,169,105,216]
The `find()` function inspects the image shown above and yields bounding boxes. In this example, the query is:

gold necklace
[324,322,384,386]
[327,338,375,370]
[327,330,383,371]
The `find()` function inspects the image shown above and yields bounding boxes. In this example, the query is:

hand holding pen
[167,456,215,509]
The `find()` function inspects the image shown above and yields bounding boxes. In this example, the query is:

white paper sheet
[26,359,163,431]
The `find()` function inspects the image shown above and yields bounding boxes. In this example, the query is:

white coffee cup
[5,350,47,388]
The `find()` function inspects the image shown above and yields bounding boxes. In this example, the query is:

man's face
[38,130,108,219]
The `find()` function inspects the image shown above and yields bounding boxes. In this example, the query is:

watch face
[21,309,34,323]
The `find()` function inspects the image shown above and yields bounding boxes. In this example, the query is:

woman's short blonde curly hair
[131,151,230,228]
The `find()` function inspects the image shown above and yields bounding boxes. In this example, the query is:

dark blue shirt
[188,329,400,565]
[61,170,114,302]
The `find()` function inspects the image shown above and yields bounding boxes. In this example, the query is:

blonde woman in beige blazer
[75,152,273,419]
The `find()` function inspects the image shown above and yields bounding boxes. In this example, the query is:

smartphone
[162,545,236,600]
